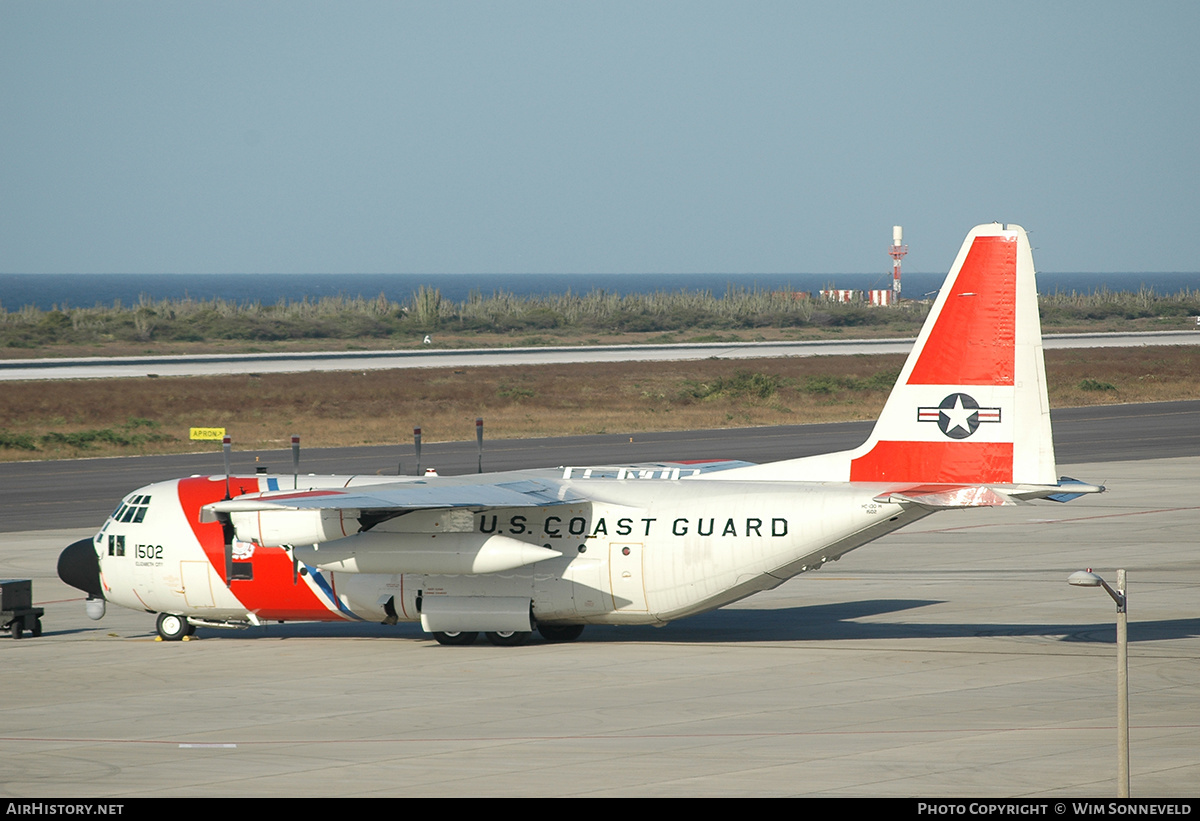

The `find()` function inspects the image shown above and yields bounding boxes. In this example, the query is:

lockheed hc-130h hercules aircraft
[58,224,1102,645]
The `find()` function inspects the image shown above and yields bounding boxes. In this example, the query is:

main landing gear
[430,630,532,646]
[155,612,196,641]
[431,625,586,646]
[537,624,585,643]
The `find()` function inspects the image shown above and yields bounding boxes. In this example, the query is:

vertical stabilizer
[718,223,1056,485]
[848,223,1055,484]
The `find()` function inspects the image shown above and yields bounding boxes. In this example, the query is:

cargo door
[180,561,216,608]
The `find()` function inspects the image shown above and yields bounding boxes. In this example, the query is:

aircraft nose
[58,538,104,599]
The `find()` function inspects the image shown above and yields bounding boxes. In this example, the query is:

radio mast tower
[888,225,908,301]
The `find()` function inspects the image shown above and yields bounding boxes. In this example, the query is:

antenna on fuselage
[219,435,235,587]
[476,417,484,473]
[414,427,422,476]
[288,432,301,583]
[291,435,300,490]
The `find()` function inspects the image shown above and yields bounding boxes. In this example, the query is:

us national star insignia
[917,393,1001,439]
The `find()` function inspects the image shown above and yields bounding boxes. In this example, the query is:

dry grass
[1042,346,1200,406]
[5,316,1200,361]
[1,345,1198,461]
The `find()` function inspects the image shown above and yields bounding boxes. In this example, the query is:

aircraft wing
[202,459,755,521]
[202,477,585,520]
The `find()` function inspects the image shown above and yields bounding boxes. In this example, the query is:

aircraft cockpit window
[115,496,152,524]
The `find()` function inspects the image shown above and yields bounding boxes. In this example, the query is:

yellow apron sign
[189,427,227,441]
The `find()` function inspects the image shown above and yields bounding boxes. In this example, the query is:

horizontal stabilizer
[1044,477,1106,503]
[874,476,1105,509]
[873,485,1017,508]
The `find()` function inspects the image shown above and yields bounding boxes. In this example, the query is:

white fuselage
[90,469,928,629]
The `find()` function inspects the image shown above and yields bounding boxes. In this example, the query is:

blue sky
[2,1,1197,275]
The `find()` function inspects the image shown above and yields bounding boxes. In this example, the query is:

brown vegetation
[4,285,1199,360]
[1,345,1197,461]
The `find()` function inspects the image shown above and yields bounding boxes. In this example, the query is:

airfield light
[414,427,422,475]
[477,417,484,473]
[222,435,232,499]
[1068,568,1129,797]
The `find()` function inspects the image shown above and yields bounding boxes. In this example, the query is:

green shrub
[683,371,782,400]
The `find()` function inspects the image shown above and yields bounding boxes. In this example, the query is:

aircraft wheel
[538,624,584,643]
[156,613,189,641]
[485,630,531,647]
[432,631,478,646]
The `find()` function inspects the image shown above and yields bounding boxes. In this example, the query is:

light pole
[1068,568,1129,797]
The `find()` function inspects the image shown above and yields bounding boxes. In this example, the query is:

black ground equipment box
[1,579,44,639]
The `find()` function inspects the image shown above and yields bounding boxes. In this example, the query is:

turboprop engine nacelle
[201,504,360,546]
[293,531,562,575]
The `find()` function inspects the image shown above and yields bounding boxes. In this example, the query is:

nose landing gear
[156,612,196,641]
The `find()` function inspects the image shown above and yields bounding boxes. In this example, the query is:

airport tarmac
[2,453,1197,797]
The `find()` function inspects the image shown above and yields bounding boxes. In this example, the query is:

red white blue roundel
[917,393,1001,439]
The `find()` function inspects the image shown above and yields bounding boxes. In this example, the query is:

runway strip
[2,330,1198,380]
